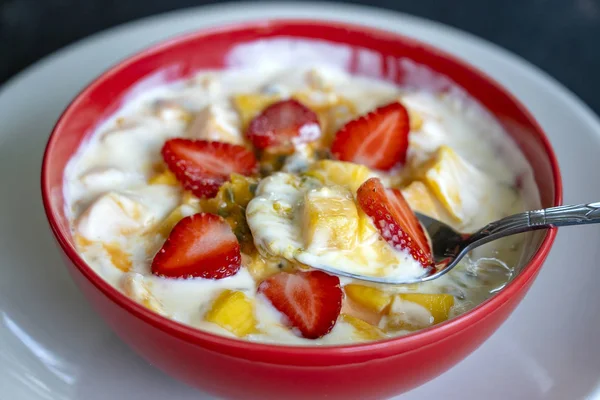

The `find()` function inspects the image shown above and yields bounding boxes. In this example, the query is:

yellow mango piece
[121,273,165,315]
[154,205,199,237]
[408,109,423,131]
[74,234,93,249]
[233,93,280,130]
[401,181,447,220]
[302,186,359,251]
[182,191,201,208]
[102,242,132,272]
[292,90,338,112]
[341,314,385,341]
[245,251,293,282]
[305,160,372,194]
[196,174,258,253]
[397,293,455,324]
[205,290,257,337]
[202,173,257,210]
[148,169,179,186]
[344,284,392,314]
[419,146,488,222]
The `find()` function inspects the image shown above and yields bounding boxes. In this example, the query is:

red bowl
[41,20,561,400]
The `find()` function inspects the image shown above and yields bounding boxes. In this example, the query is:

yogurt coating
[64,64,538,345]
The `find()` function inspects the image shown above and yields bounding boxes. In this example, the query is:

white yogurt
[64,64,538,345]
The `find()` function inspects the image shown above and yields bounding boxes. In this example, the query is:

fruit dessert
[64,65,536,345]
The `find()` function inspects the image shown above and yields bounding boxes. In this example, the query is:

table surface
[1,0,599,115]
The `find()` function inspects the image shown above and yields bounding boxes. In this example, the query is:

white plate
[1,3,600,399]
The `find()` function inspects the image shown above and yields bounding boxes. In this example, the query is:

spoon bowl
[305,203,600,285]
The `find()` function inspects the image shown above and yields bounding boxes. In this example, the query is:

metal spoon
[305,203,600,285]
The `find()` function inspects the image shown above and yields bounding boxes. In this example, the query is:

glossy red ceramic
[41,20,562,400]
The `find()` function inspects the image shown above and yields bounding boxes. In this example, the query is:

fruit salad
[64,65,537,345]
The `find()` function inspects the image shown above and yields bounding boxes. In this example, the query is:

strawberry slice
[258,270,343,339]
[161,139,258,198]
[357,178,434,269]
[331,102,410,170]
[152,213,241,279]
[246,99,321,152]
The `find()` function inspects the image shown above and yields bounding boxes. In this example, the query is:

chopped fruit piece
[244,251,294,282]
[418,145,490,223]
[344,284,392,314]
[341,297,382,326]
[258,270,342,339]
[398,293,454,324]
[246,99,321,152]
[302,186,359,251]
[205,290,257,337]
[148,169,179,186]
[316,97,357,141]
[341,314,385,340]
[401,181,447,220]
[181,191,201,208]
[357,178,433,269]
[154,204,199,237]
[233,93,280,130]
[196,174,258,253]
[151,213,241,279]
[331,102,410,170]
[292,90,339,112]
[305,160,372,194]
[186,104,244,145]
[76,192,146,242]
[408,109,424,131]
[122,273,165,315]
[102,242,132,272]
[151,99,194,124]
[74,234,93,249]
[259,151,289,176]
[161,138,258,198]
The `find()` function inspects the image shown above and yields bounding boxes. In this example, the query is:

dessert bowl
[41,20,561,400]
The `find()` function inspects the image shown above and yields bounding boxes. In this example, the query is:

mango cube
[408,108,424,131]
[148,169,179,186]
[233,93,280,130]
[344,284,392,314]
[305,160,372,194]
[196,174,258,253]
[102,242,132,272]
[419,146,488,223]
[302,186,359,251]
[397,293,455,324]
[154,205,198,237]
[205,290,257,337]
[401,181,446,220]
[245,251,293,282]
[341,314,385,341]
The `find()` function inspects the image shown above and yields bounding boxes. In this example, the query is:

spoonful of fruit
[303,178,600,285]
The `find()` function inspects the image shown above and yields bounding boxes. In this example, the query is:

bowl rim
[41,18,562,364]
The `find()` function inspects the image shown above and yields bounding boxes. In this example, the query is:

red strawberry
[161,139,258,198]
[152,213,241,279]
[258,270,342,339]
[246,99,321,152]
[331,101,410,170]
[357,178,434,269]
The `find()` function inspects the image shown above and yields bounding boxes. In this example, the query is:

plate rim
[1,2,599,398]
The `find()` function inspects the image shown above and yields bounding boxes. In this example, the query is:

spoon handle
[467,202,600,248]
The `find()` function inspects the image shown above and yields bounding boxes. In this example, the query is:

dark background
[1,0,599,115]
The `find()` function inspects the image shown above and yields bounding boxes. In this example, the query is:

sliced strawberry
[151,213,241,279]
[331,102,410,170]
[357,178,433,269]
[258,270,342,339]
[246,99,321,152]
[161,139,258,198]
